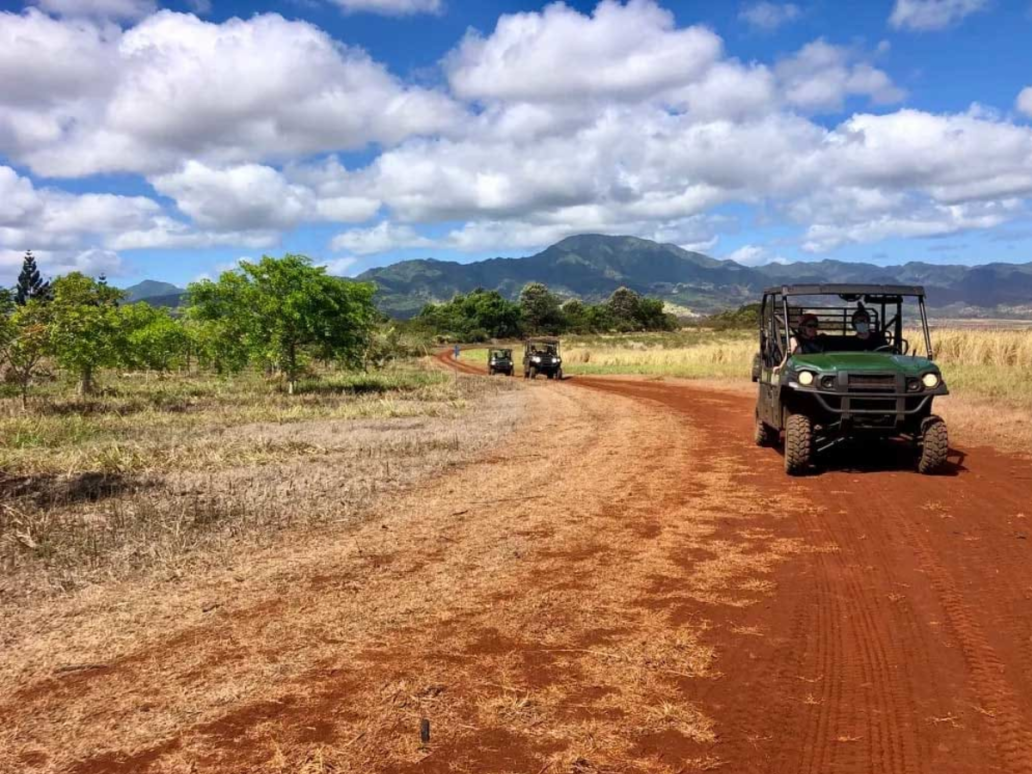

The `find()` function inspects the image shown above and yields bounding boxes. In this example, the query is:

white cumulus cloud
[889,0,988,31]
[330,221,435,255]
[0,11,464,178]
[32,0,157,21]
[445,0,723,103]
[328,0,442,15]
[739,2,801,32]
[1017,87,1032,119]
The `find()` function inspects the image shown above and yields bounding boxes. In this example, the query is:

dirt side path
[573,375,1032,774]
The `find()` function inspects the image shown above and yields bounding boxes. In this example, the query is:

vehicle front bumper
[785,373,948,426]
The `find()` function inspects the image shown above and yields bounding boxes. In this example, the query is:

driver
[791,313,824,354]
[852,309,888,351]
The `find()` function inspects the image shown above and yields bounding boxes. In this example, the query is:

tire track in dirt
[569,374,1032,774]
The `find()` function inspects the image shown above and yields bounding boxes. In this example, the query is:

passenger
[791,313,824,354]
[852,309,888,351]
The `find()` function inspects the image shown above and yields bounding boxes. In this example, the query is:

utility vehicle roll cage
[525,337,560,354]
[759,284,934,367]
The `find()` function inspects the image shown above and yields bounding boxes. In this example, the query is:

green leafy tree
[47,273,125,395]
[560,298,588,333]
[186,255,377,393]
[635,297,676,331]
[184,272,254,374]
[14,251,51,306]
[120,304,189,373]
[417,288,522,341]
[0,300,52,408]
[519,282,563,335]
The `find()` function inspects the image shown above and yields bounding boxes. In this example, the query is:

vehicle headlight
[922,373,940,389]
[555,357,561,364]
[798,370,815,386]
[531,356,541,362]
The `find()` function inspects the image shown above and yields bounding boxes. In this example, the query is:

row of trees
[1,253,379,404]
[414,283,677,341]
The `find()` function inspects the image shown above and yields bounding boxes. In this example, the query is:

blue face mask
[855,322,870,335]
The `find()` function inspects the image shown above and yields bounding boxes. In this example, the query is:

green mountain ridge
[123,280,185,305]
[356,234,1032,319]
[120,235,1032,319]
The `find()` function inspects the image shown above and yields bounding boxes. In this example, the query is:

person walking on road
[453,344,461,360]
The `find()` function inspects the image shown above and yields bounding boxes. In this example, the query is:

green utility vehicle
[487,347,514,376]
[523,338,563,380]
[753,285,949,476]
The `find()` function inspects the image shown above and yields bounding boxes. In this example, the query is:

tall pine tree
[14,251,51,305]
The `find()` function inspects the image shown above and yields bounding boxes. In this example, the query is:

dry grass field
[0,362,523,603]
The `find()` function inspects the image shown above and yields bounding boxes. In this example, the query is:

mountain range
[124,235,1032,319]
[355,235,1032,318]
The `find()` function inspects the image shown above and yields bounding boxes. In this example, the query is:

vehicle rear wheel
[917,415,948,474]
[784,412,813,476]
[754,415,773,447]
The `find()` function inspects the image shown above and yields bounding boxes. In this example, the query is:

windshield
[769,293,930,358]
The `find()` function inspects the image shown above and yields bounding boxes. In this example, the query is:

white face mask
[855,322,870,335]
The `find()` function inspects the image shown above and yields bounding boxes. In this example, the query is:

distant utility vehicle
[753,284,949,476]
[487,348,514,376]
[523,338,563,380]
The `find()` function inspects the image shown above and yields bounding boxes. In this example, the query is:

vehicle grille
[850,397,896,411]
[847,374,896,392]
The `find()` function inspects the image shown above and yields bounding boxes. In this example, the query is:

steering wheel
[874,339,909,355]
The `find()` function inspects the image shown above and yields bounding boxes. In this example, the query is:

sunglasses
[803,323,818,329]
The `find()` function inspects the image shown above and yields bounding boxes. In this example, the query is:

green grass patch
[0,361,482,475]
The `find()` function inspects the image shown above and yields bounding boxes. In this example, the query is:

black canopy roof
[764,284,926,297]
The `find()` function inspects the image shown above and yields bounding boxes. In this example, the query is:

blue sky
[1,0,1031,288]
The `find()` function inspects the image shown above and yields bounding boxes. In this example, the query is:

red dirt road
[569,375,1032,774]
[3,355,1032,774]
[450,352,1032,773]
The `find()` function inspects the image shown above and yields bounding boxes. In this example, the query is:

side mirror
[751,353,762,382]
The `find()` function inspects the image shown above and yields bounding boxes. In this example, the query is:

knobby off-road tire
[784,412,813,476]
[529,367,537,380]
[754,416,773,447]
[556,368,563,380]
[918,415,949,474]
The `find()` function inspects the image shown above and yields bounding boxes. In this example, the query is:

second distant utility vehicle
[753,284,949,476]
[523,338,563,380]
[487,348,514,376]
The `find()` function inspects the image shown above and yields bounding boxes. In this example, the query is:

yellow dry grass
[0,361,523,602]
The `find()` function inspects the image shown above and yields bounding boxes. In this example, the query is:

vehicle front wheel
[917,415,948,474]
[754,415,773,447]
[784,412,813,476]
[529,367,537,380]
[556,368,563,380]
